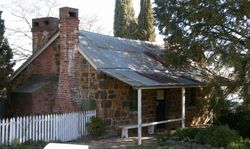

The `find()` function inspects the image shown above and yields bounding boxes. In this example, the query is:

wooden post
[182,87,185,128]
[137,89,142,145]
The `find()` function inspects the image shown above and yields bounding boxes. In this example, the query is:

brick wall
[11,82,56,116]
[54,7,81,112]
[10,40,59,90]
[32,17,59,53]
[9,7,83,115]
[9,40,60,116]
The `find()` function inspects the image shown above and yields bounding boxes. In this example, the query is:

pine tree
[154,1,250,110]
[0,11,15,90]
[113,0,137,39]
[137,0,156,42]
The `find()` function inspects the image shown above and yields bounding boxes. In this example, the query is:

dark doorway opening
[156,90,166,130]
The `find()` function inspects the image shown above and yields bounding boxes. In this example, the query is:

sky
[0,0,164,68]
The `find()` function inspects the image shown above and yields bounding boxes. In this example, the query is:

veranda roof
[78,31,203,88]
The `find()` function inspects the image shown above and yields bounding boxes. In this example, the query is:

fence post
[2,118,5,145]
[9,118,13,145]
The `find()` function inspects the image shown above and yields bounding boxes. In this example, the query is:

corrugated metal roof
[79,31,166,71]
[100,69,201,88]
[78,31,203,88]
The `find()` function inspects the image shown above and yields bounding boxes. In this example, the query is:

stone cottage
[9,7,211,133]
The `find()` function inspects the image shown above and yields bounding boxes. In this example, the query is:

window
[156,90,165,100]
[186,88,196,106]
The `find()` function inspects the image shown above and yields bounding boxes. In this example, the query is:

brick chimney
[31,17,59,53]
[55,7,81,112]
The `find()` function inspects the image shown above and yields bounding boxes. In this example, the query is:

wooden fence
[0,110,96,145]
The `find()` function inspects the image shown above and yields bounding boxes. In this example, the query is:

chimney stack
[31,17,59,53]
[55,7,81,112]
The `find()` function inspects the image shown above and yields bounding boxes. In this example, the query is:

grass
[0,140,47,149]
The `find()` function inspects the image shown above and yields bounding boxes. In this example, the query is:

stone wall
[79,57,157,131]
[78,54,210,132]
[165,89,182,129]
[166,88,210,129]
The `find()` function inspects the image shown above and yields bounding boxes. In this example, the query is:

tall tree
[137,0,156,42]
[0,11,14,90]
[113,0,137,39]
[154,1,250,111]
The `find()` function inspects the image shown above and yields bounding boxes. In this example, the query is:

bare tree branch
[79,14,111,35]
[2,0,111,69]
[2,0,59,66]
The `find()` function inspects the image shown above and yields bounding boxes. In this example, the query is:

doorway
[156,90,166,130]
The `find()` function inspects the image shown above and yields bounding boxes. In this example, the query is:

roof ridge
[79,30,162,47]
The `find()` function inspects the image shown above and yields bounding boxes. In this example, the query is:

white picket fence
[0,110,96,145]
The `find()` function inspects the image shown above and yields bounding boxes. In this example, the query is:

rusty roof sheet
[78,31,203,88]
[100,69,201,88]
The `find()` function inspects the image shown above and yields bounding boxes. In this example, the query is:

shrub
[0,140,47,149]
[157,134,171,146]
[86,117,105,136]
[217,110,250,138]
[229,138,250,149]
[175,127,200,140]
[195,125,239,147]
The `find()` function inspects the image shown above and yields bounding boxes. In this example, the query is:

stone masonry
[79,58,157,131]
[79,56,210,131]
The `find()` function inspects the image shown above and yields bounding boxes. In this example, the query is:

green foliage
[195,125,239,147]
[157,134,171,146]
[137,0,156,42]
[154,0,250,108]
[175,127,200,140]
[113,0,137,39]
[172,126,240,147]
[0,140,46,149]
[217,109,250,138]
[0,11,15,90]
[86,117,105,136]
[114,0,156,41]
[229,138,250,149]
